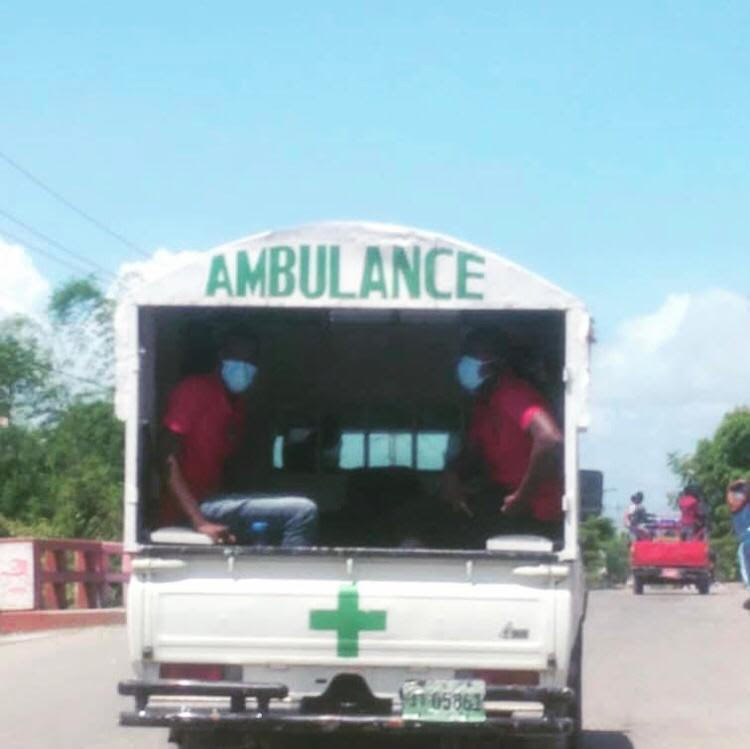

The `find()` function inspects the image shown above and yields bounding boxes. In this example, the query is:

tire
[697,578,710,595]
[174,732,212,749]
[633,577,644,595]
[173,729,252,749]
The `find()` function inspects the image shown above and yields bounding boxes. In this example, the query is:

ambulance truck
[116,222,590,748]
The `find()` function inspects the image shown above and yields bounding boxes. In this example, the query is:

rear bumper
[119,679,574,738]
[632,566,710,583]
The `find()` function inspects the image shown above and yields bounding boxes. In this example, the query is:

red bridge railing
[0,537,129,613]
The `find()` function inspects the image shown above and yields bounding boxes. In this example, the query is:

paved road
[2,584,749,749]
[583,583,750,749]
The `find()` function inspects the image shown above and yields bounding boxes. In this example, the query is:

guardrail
[0,537,129,613]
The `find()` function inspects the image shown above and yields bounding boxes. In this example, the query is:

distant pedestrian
[726,479,750,607]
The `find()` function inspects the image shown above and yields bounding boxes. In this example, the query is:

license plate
[661,568,681,579]
[401,679,486,722]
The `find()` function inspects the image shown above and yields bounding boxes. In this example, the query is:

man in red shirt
[440,328,563,544]
[161,327,318,546]
[677,484,706,540]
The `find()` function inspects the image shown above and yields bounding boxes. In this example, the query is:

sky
[2,2,750,519]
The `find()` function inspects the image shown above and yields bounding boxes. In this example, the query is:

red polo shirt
[678,493,700,527]
[468,374,563,522]
[160,373,246,525]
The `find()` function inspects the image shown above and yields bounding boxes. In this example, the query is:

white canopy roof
[122,221,583,310]
[115,221,589,419]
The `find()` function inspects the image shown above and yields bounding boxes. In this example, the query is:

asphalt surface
[1,584,749,749]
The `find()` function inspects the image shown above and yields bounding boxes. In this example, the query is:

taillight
[159,663,224,681]
[455,669,540,686]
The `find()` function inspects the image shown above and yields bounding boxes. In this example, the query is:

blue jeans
[731,504,750,587]
[200,494,318,547]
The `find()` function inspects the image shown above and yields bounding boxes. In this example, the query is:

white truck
[116,222,590,748]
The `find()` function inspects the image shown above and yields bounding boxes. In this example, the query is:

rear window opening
[136,306,566,551]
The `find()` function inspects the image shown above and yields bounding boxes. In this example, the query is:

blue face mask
[456,355,491,392]
[221,359,257,394]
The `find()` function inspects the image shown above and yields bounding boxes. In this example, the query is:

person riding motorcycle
[625,491,651,540]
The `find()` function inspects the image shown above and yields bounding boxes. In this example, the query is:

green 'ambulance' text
[205,245,484,301]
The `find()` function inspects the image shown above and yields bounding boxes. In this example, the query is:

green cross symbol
[309,585,387,658]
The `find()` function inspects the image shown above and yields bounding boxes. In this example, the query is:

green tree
[0,277,124,541]
[42,400,124,539]
[48,276,115,401]
[0,425,48,533]
[603,533,631,584]
[669,407,750,581]
[580,515,631,586]
[0,316,59,423]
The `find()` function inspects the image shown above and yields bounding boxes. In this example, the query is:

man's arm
[502,410,562,515]
[161,428,235,544]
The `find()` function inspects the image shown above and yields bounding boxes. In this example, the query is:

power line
[0,207,116,280]
[0,149,149,259]
[0,227,98,278]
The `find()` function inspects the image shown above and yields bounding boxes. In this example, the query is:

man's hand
[501,491,526,515]
[195,521,236,544]
[439,471,474,518]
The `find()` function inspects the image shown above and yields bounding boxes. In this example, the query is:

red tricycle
[630,517,712,595]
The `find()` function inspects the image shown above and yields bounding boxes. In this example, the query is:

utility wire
[0,207,116,280]
[0,227,98,278]
[0,149,149,259]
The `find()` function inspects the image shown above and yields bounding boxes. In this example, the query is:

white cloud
[113,247,204,299]
[581,288,750,520]
[0,238,51,319]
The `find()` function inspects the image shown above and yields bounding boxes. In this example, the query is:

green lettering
[270,246,295,297]
[425,248,452,300]
[205,255,234,297]
[392,246,421,299]
[359,246,388,298]
[299,245,327,299]
[456,251,485,300]
[236,249,266,296]
[329,245,356,299]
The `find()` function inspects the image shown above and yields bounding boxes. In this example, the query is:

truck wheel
[174,732,212,749]
[633,578,644,595]
[173,729,248,749]
[697,578,710,595]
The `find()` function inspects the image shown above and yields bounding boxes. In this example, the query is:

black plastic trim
[121,710,573,737]
[119,679,287,714]
[134,543,558,563]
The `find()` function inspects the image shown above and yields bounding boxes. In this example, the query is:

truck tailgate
[631,540,709,568]
[130,551,561,673]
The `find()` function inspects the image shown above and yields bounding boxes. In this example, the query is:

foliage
[580,515,629,585]
[48,276,115,401]
[603,533,631,584]
[0,425,48,523]
[669,407,750,581]
[0,395,124,541]
[44,400,124,539]
[0,278,124,541]
[0,316,61,422]
[580,515,631,585]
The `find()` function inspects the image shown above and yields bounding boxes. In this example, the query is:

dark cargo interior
[137,306,566,548]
